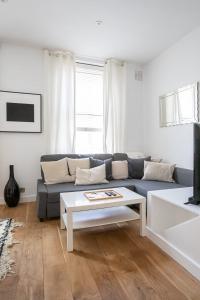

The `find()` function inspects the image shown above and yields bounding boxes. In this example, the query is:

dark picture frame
[0,90,42,133]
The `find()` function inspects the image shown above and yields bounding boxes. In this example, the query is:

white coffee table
[60,187,146,252]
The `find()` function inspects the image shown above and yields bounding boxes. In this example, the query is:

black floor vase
[4,165,20,207]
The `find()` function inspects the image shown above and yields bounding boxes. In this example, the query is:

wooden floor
[0,203,200,300]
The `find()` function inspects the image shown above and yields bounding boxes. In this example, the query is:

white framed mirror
[159,83,199,127]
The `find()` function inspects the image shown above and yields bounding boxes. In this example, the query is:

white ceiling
[1,0,200,63]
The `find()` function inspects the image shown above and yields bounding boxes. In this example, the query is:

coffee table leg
[60,197,65,230]
[139,201,146,236]
[67,210,73,252]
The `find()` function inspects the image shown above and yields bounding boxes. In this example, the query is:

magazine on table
[84,189,123,201]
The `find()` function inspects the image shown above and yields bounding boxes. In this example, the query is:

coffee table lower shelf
[62,206,139,230]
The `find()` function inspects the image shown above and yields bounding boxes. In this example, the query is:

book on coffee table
[84,189,123,201]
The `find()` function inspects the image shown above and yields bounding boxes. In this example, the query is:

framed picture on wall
[0,90,42,133]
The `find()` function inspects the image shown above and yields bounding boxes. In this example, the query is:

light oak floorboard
[0,202,200,300]
[119,221,200,300]
[75,229,130,300]
[59,229,102,300]
[43,221,73,300]
[94,225,186,300]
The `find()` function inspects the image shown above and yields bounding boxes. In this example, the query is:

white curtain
[44,49,75,154]
[103,58,126,153]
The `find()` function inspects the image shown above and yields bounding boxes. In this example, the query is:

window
[75,63,104,153]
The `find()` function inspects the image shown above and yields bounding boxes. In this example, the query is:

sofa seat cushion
[45,179,136,203]
[132,179,184,197]
[42,178,184,203]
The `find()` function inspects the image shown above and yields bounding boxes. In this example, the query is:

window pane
[178,88,194,122]
[75,130,103,153]
[75,65,104,154]
[76,115,103,130]
[160,93,177,125]
[76,70,103,115]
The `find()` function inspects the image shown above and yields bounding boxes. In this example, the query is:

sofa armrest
[36,179,48,220]
[173,167,193,186]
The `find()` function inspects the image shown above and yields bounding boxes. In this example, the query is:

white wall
[0,43,47,201]
[143,26,200,169]
[124,63,143,152]
[0,43,143,202]
[1,24,198,202]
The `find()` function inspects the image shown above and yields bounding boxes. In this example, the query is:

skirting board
[0,194,36,204]
[146,226,200,281]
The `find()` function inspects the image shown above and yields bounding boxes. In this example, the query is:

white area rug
[0,218,22,280]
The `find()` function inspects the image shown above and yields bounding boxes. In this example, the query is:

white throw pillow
[75,164,109,185]
[142,161,175,182]
[112,160,128,180]
[67,158,90,176]
[41,158,75,184]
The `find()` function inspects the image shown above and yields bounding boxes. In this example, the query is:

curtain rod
[76,61,104,68]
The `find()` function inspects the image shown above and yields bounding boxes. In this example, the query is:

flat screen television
[185,123,200,205]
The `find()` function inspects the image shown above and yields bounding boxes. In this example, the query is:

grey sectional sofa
[36,153,193,221]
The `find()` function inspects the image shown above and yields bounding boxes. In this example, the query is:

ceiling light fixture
[96,20,103,26]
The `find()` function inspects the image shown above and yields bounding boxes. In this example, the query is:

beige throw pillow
[112,160,128,180]
[75,164,109,185]
[41,158,75,184]
[67,158,90,175]
[142,161,175,182]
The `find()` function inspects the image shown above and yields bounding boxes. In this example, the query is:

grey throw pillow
[113,153,128,161]
[128,156,151,179]
[90,157,112,180]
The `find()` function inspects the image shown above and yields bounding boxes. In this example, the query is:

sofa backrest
[40,154,193,187]
[40,153,128,163]
[40,153,112,162]
[40,153,128,179]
